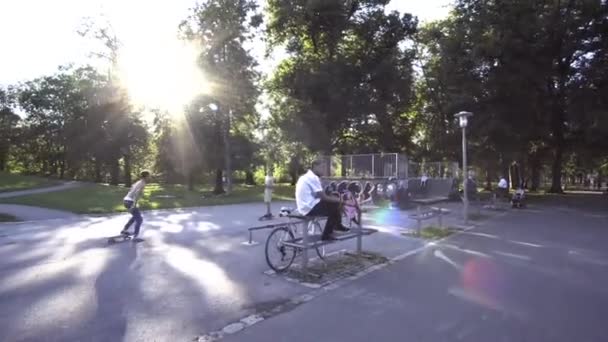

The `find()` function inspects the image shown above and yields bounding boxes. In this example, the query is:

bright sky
[0,0,452,86]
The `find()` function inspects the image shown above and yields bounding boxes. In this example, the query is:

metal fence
[320,153,459,180]
[407,161,460,179]
[321,153,409,179]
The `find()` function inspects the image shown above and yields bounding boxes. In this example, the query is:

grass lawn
[0,213,19,222]
[0,182,296,214]
[0,172,60,193]
[401,225,455,239]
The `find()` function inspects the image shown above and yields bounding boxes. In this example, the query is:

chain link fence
[319,154,459,180]
[321,153,407,179]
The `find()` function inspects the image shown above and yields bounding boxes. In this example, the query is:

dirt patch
[273,251,389,286]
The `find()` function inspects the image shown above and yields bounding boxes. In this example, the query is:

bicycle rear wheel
[265,226,296,272]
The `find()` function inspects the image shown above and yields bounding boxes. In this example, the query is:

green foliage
[12,66,149,184]
[180,0,262,193]
[0,182,295,213]
[417,0,608,191]
[265,0,419,154]
[0,86,20,172]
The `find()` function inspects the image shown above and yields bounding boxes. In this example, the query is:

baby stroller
[511,188,526,208]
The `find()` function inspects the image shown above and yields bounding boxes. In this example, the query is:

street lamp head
[454,111,473,128]
[209,103,218,111]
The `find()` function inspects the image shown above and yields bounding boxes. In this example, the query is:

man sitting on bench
[296,158,349,241]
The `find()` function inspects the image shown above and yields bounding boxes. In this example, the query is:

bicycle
[264,207,326,273]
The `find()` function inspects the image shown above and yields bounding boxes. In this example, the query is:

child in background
[260,168,274,220]
[342,182,362,226]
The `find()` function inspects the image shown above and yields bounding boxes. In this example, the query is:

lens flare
[460,258,505,310]
[118,38,210,115]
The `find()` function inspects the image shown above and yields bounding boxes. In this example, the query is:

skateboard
[107,232,134,244]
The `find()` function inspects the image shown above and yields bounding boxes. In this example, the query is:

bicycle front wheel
[265,226,296,272]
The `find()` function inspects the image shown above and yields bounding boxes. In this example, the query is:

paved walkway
[0,204,78,221]
[224,195,608,342]
[0,199,481,342]
[0,181,82,199]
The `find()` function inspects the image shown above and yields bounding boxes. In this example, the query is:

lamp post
[455,111,473,225]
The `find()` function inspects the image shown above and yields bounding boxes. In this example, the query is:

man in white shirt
[420,173,429,191]
[497,176,508,198]
[120,170,151,238]
[296,159,348,241]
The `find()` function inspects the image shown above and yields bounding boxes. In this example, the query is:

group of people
[119,162,534,240]
[118,158,360,242]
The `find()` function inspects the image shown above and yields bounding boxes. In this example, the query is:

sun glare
[118,38,210,115]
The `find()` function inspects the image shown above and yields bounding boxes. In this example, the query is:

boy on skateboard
[120,171,151,238]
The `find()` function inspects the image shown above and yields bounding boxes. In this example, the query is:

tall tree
[418,0,607,192]
[265,0,419,154]
[180,0,262,194]
[0,86,20,171]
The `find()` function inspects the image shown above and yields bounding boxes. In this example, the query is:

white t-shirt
[498,178,508,189]
[264,175,274,203]
[265,175,274,188]
[124,180,146,202]
[295,170,323,215]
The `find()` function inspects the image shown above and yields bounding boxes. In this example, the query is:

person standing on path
[497,176,509,199]
[261,168,275,220]
[120,171,151,238]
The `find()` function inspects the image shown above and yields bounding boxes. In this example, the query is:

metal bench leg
[302,221,309,269]
[356,221,362,254]
[417,205,422,235]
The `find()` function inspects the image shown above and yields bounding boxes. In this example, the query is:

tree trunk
[51,156,59,178]
[94,158,102,183]
[290,171,297,186]
[0,151,6,171]
[42,158,48,176]
[501,155,510,189]
[187,169,195,191]
[548,67,567,194]
[245,170,255,185]
[485,168,492,191]
[549,146,564,193]
[518,158,527,189]
[223,110,232,194]
[124,154,132,188]
[530,155,541,192]
[213,169,225,194]
[340,155,348,177]
[59,160,65,179]
[110,158,120,186]
[375,114,397,152]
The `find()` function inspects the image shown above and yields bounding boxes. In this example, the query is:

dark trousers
[307,200,342,238]
[123,200,143,236]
